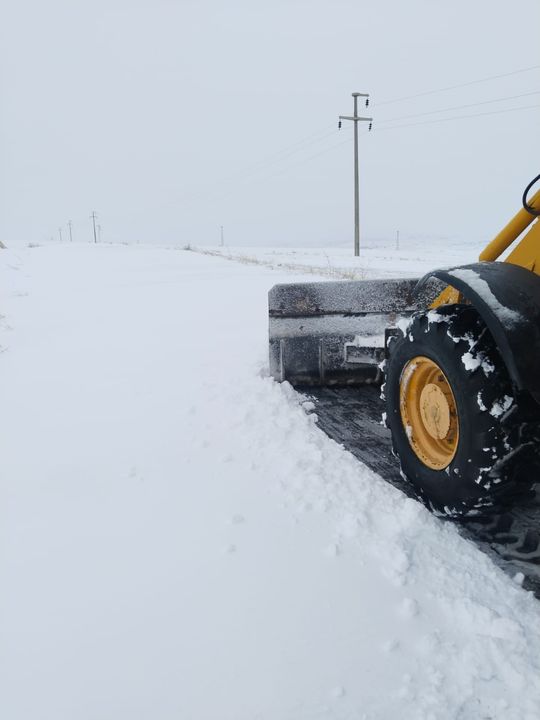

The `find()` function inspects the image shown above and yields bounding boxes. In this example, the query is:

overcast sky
[1,0,539,248]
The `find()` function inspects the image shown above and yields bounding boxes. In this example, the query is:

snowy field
[1,243,540,720]
[193,236,487,281]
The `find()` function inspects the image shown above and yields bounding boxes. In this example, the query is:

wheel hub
[419,383,451,440]
[399,356,459,470]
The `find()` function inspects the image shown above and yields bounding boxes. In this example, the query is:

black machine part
[269,276,443,386]
[385,304,540,515]
[523,173,540,217]
[416,262,540,404]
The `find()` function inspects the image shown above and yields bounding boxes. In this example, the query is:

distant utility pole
[90,211,98,243]
[339,92,372,256]
[396,229,400,251]
[98,224,102,243]
[58,227,63,243]
[220,225,224,247]
[68,220,73,243]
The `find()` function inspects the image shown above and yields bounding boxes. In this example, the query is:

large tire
[385,304,540,515]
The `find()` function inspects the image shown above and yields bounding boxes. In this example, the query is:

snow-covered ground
[1,243,540,720]
[193,236,487,280]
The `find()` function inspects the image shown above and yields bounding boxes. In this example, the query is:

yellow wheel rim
[399,356,459,470]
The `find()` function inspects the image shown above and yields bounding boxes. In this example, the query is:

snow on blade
[347,333,386,347]
[448,268,522,325]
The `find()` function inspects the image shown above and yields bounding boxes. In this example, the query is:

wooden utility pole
[90,211,98,243]
[58,227,63,243]
[68,220,73,243]
[339,92,372,256]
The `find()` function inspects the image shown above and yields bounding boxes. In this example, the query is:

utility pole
[98,224,102,243]
[220,225,224,247]
[90,211,98,243]
[68,220,73,243]
[339,92,372,256]
[58,227,63,243]
[396,229,400,251]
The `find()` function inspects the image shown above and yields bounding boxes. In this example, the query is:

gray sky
[2,0,539,248]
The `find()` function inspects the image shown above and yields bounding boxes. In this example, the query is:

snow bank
[1,244,539,720]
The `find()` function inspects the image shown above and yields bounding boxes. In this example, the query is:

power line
[129,126,348,217]
[177,92,536,206]
[227,127,343,181]
[375,64,540,106]
[102,68,540,224]
[234,131,364,186]
[228,123,338,177]
[229,103,536,190]
[372,103,540,132]
[186,76,537,203]
[193,136,356,207]
[177,79,536,202]
[214,71,537,179]
[271,135,355,176]
[376,90,540,124]
[187,128,351,208]
[233,85,536,175]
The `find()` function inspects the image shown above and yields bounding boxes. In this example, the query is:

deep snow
[1,243,540,720]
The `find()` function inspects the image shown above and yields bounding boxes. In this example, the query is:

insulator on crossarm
[369,122,372,131]
[338,120,342,129]
[365,98,369,107]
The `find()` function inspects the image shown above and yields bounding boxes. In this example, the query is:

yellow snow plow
[269,175,540,515]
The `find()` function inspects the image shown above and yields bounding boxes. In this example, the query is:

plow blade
[269,277,442,386]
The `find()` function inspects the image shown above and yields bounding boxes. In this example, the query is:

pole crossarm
[339,115,373,122]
